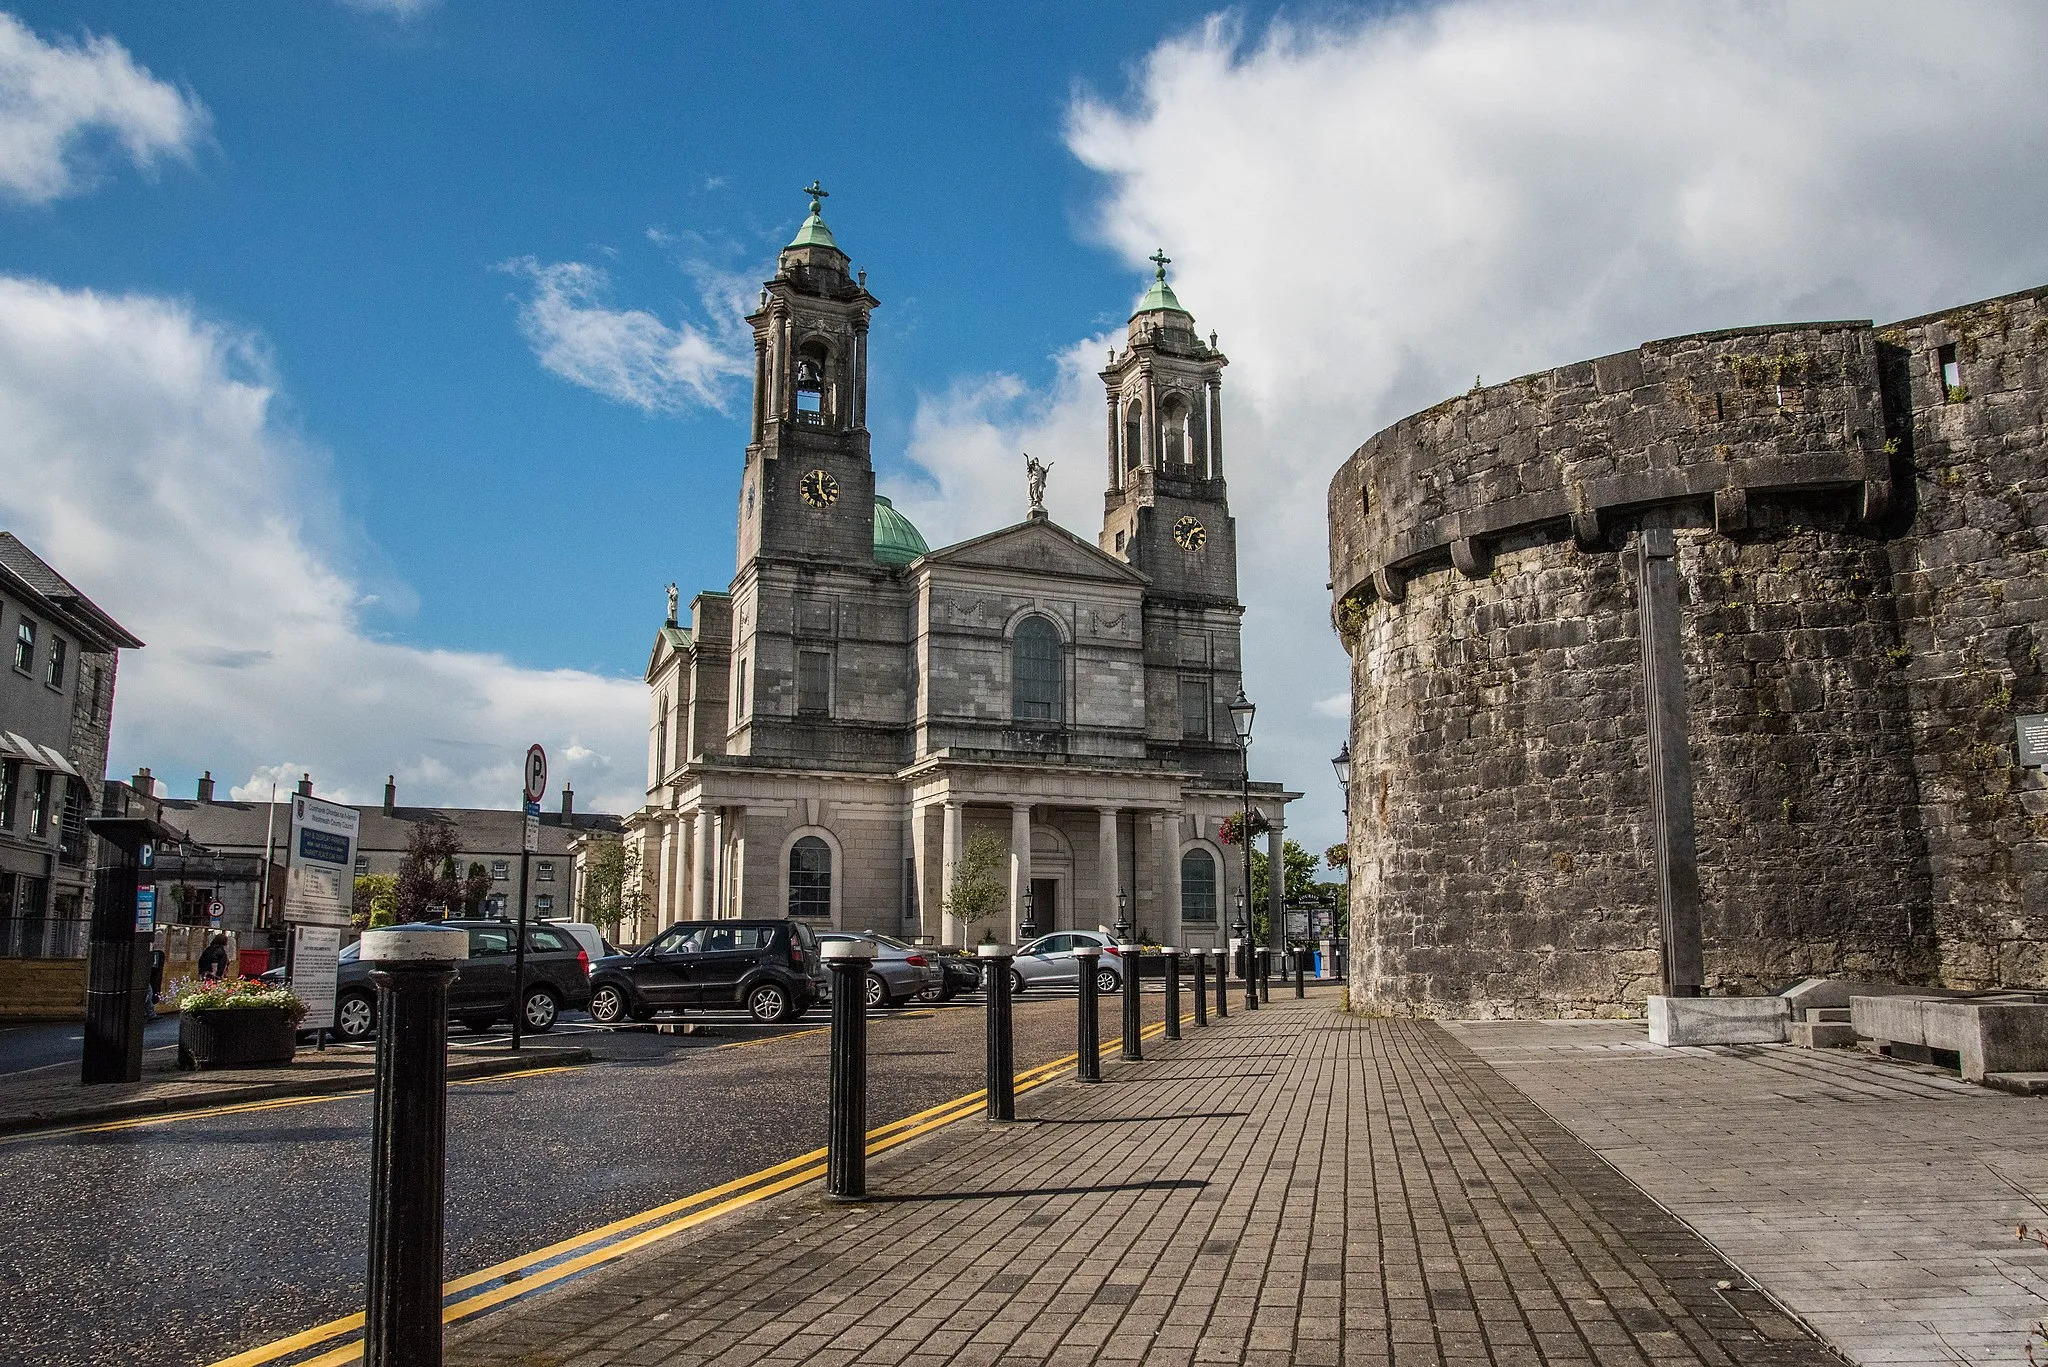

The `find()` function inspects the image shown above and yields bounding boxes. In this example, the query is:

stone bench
[1850,994,2048,1081]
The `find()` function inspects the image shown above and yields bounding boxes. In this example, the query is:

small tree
[462,862,492,916]
[352,874,398,931]
[945,832,1009,943]
[580,837,639,940]
[396,820,460,921]
[1248,840,1322,942]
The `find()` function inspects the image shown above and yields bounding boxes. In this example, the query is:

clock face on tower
[1174,516,1207,551]
[799,468,840,508]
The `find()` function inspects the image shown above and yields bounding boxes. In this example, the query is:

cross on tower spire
[1149,248,1171,280]
[803,180,830,215]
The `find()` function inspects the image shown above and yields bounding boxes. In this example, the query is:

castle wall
[1327,291,2048,1016]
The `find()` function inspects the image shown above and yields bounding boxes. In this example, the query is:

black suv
[587,919,825,1024]
[329,919,593,1041]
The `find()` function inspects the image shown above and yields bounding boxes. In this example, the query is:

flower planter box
[178,1006,299,1070]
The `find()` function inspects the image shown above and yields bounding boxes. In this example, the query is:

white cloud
[0,11,207,204]
[0,275,646,815]
[898,0,2048,861]
[500,256,750,415]
[335,0,438,18]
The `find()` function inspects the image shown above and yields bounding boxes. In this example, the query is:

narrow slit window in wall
[1938,344,1961,399]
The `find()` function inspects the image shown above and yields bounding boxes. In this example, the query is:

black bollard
[1163,949,1181,1039]
[978,944,1015,1121]
[1294,945,1307,998]
[362,925,469,1367]
[823,939,873,1199]
[1120,944,1143,1061]
[1215,948,1228,1018]
[1074,945,1102,1082]
[1244,938,1259,1013]
[1258,948,1272,1004]
[1192,948,1208,1028]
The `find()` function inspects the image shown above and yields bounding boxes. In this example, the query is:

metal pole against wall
[1120,944,1143,1061]
[1635,527,1706,996]
[822,939,872,1200]
[979,943,1015,1120]
[1215,948,1228,1018]
[1075,945,1101,1081]
[1192,947,1208,1027]
[1163,949,1181,1039]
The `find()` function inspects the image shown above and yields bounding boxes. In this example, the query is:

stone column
[690,810,709,922]
[655,823,674,931]
[1009,803,1032,945]
[853,323,869,430]
[1160,810,1182,944]
[909,802,935,942]
[1265,816,1285,953]
[752,333,766,442]
[710,809,726,917]
[1096,807,1119,937]
[1144,370,1158,470]
[728,808,747,920]
[1207,378,1223,479]
[942,800,963,945]
[1105,389,1121,490]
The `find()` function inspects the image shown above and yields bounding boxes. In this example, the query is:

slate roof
[155,799,623,859]
[0,533,143,651]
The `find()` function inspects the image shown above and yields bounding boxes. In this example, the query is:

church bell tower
[1098,252,1237,605]
[736,184,880,571]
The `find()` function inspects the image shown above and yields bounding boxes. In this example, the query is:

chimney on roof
[384,775,396,814]
[562,783,574,817]
[197,771,214,803]
[297,773,313,797]
[132,766,153,797]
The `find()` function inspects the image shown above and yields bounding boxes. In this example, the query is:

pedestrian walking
[197,933,230,980]
[146,945,166,1019]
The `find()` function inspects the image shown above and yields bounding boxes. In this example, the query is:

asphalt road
[0,989,1142,1367]
[0,1016,181,1075]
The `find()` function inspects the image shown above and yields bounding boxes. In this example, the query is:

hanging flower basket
[1324,843,1349,871]
[1218,809,1272,847]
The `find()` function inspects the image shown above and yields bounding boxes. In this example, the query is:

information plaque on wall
[2018,714,2048,768]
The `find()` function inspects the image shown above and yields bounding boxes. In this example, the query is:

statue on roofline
[1025,453,1052,517]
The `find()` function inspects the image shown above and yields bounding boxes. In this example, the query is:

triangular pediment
[921,517,1149,585]
[644,623,692,683]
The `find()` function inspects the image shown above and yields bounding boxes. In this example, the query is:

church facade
[620,193,1296,948]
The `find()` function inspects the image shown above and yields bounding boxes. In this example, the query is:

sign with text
[134,886,156,934]
[2019,714,2048,768]
[284,794,359,927]
[290,924,343,1028]
[523,800,540,855]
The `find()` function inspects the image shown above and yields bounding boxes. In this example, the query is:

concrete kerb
[0,1045,593,1136]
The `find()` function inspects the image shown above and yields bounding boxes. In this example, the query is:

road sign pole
[511,746,547,1054]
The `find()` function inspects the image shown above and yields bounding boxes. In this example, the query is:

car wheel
[864,973,894,1010]
[747,982,794,1023]
[588,983,631,1025]
[1010,969,1027,996]
[1096,967,1121,995]
[916,981,946,1003]
[521,987,559,1033]
[459,1016,498,1034]
[335,991,375,1042]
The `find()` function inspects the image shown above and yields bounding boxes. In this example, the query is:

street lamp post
[1114,889,1131,944]
[1020,885,1037,942]
[1331,740,1352,982]
[1228,686,1257,1013]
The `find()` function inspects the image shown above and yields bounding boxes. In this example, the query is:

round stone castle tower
[1327,286,2048,1018]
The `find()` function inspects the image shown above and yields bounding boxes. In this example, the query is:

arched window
[1123,400,1143,473]
[795,340,829,422]
[1180,849,1217,922]
[1160,393,1189,467]
[788,836,831,918]
[1012,616,1063,724]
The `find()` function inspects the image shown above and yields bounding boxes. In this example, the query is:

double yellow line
[210,1023,1174,1367]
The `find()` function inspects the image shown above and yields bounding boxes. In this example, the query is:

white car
[1010,931,1125,995]
[545,920,614,964]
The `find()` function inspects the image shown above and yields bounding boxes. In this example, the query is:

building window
[485,893,507,916]
[28,771,51,838]
[535,894,554,914]
[1938,344,1963,400]
[1180,676,1211,739]
[57,786,84,866]
[1181,849,1218,922]
[491,860,508,881]
[733,658,748,726]
[1123,400,1143,472]
[788,836,831,918]
[1011,616,1063,724]
[1114,530,1126,554]
[797,650,831,717]
[354,854,369,874]
[45,636,65,689]
[654,694,669,779]
[0,760,14,829]
[13,618,32,673]
[537,861,555,882]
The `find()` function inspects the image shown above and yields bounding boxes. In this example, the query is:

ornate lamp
[1115,889,1131,943]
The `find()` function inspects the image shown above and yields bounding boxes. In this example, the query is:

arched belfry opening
[1123,399,1144,475]
[1160,392,1190,468]
[795,338,831,426]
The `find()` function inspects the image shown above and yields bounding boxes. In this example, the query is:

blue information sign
[298,827,352,865]
[135,886,156,933]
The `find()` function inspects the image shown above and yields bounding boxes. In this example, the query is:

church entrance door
[1030,878,1058,937]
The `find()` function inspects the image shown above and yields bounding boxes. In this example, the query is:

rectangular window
[535,894,555,915]
[58,785,84,866]
[536,861,555,882]
[1938,344,1962,399]
[354,854,369,875]
[491,859,509,881]
[797,650,831,716]
[13,618,33,672]
[28,771,51,838]
[1180,676,1211,739]
[45,636,65,689]
[733,658,748,726]
[0,760,14,829]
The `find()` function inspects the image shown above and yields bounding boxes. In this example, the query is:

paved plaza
[1452,1021,2048,1367]
[446,991,1831,1367]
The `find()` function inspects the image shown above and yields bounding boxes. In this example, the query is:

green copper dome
[1132,247,1190,318]
[787,181,841,251]
[873,495,929,567]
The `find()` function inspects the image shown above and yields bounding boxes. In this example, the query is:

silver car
[818,932,943,1009]
[1009,930,1125,995]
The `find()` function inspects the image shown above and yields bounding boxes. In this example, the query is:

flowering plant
[1324,843,1350,870]
[1217,809,1272,847]
[171,976,308,1022]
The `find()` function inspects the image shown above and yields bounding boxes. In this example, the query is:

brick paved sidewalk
[1453,1020,2048,1367]
[447,993,1835,1367]
[0,1038,589,1134]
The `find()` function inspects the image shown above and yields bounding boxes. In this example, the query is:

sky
[2,1,2047,865]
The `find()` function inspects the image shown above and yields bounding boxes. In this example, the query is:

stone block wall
[1329,284,2047,1017]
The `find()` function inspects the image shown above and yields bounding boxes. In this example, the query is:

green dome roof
[1132,248,1190,318]
[873,495,929,567]
[788,210,839,251]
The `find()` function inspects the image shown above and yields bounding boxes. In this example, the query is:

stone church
[622,192,1297,947]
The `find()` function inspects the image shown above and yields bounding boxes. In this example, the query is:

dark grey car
[329,919,592,1042]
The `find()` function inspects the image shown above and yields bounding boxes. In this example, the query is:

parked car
[545,919,617,962]
[586,918,825,1025]
[818,932,943,1009]
[1010,930,1125,995]
[323,920,592,1042]
[915,949,984,1002]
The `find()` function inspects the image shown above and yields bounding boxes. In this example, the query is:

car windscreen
[872,934,916,951]
[528,926,570,953]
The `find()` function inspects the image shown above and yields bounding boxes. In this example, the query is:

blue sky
[4,1,2046,860]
